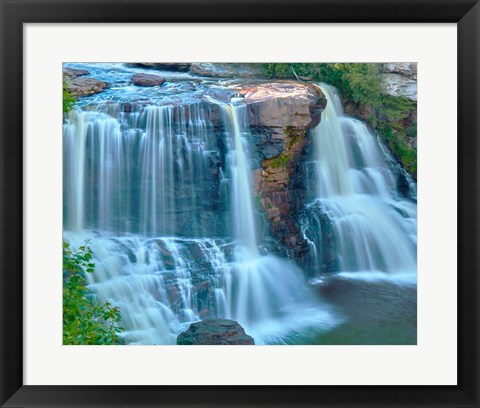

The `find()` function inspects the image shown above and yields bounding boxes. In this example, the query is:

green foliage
[63,81,76,113]
[378,94,416,121]
[261,63,417,178]
[63,240,123,345]
[380,125,417,176]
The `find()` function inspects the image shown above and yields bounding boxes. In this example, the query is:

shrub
[63,240,123,345]
[63,81,76,113]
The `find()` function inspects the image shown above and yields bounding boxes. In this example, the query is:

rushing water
[63,65,417,345]
[64,94,337,345]
[302,84,417,276]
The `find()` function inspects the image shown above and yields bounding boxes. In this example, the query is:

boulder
[64,77,108,97]
[131,73,166,87]
[177,319,255,345]
[63,67,89,77]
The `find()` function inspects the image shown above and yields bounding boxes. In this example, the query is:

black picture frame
[1,0,479,407]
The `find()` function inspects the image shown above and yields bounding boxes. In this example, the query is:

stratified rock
[383,62,417,80]
[63,67,89,77]
[126,63,192,72]
[176,319,255,345]
[232,82,326,260]
[382,63,417,101]
[239,82,326,137]
[64,77,109,97]
[131,73,166,87]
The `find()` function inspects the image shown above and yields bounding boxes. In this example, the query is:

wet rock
[204,87,237,103]
[63,67,89,77]
[177,319,255,345]
[64,77,109,97]
[251,129,285,160]
[132,73,166,87]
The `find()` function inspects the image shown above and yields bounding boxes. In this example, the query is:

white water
[303,84,417,276]
[64,100,338,345]
[218,101,335,340]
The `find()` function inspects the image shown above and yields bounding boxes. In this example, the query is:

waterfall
[63,104,224,237]
[64,100,337,345]
[302,84,417,277]
[217,101,332,338]
[220,101,259,254]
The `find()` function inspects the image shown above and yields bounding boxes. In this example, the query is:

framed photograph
[1,0,478,407]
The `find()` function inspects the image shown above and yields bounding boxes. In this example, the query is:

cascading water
[302,84,417,279]
[64,97,337,345]
[218,101,333,340]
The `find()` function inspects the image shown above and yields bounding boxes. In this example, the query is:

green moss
[266,152,290,169]
[380,125,417,177]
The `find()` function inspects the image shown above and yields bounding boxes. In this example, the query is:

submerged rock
[177,319,255,345]
[132,73,166,87]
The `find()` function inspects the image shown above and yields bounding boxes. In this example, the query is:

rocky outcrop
[63,67,89,78]
[382,63,417,101]
[177,319,255,345]
[64,76,108,98]
[131,73,166,87]
[383,63,417,80]
[241,82,324,136]
[235,82,327,259]
[63,67,109,97]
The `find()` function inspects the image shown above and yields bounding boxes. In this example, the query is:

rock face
[382,62,417,101]
[383,62,417,80]
[241,82,324,135]
[132,73,166,87]
[176,319,255,345]
[235,82,326,259]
